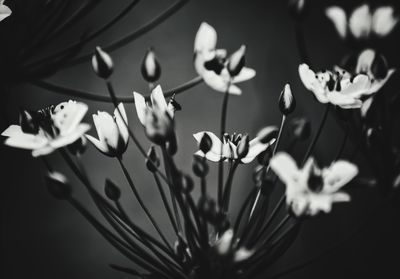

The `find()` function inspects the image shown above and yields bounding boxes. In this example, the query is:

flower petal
[349,4,372,38]
[232,67,256,83]
[372,6,399,37]
[194,22,217,52]
[86,134,109,154]
[270,152,301,187]
[50,123,90,149]
[133,91,147,125]
[298,64,328,103]
[326,6,348,38]
[52,100,88,136]
[151,85,169,113]
[115,103,129,144]
[323,160,358,192]
[0,4,11,22]
[326,92,363,109]
[194,131,224,160]
[4,131,47,150]
[202,70,242,95]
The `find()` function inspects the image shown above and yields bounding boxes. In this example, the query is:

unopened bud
[256,126,278,144]
[371,53,389,80]
[291,117,311,140]
[145,145,160,173]
[19,109,38,134]
[92,46,114,79]
[46,172,71,200]
[279,83,296,115]
[198,195,217,223]
[228,45,246,77]
[237,134,249,159]
[104,179,121,201]
[199,133,213,154]
[192,155,209,177]
[141,47,161,82]
[215,229,234,255]
[178,173,194,194]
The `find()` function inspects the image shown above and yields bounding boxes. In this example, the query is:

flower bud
[256,126,278,144]
[145,145,160,173]
[192,155,209,177]
[228,45,246,77]
[19,109,38,134]
[104,179,121,201]
[288,0,306,20]
[46,172,71,200]
[141,47,161,82]
[199,132,213,154]
[92,46,114,79]
[68,136,87,156]
[198,195,217,223]
[237,134,249,159]
[278,83,296,115]
[178,172,194,194]
[371,53,389,80]
[291,117,311,140]
[144,109,174,145]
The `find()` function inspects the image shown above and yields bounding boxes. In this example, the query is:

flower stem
[294,22,310,64]
[66,0,190,67]
[222,160,240,212]
[30,76,202,103]
[117,157,173,253]
[218,81,231,207]
[301,104,330,166]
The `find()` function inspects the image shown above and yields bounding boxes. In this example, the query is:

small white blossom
[0,0,11,22]
[86,103,129,157]
[326,4,398,39]
[1,100,90,157]
[299,63,379,109]
[270,152,358,217]
[194,22,256,95]
[193,131,275,164]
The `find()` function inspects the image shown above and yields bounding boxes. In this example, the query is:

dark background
[1,0,400,278]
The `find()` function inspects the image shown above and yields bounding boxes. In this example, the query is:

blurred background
[1,0,400,278]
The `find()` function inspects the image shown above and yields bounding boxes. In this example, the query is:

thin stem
[222,160,240,212]
[233,187,257,235]
[65,0,190,67]
[30,76,202,103]
[294,22,310,65]
[218,82,231,207]
[117,157,173,253]
[249,115,286,218]
[301,105,330,166]
[260,214,291,247]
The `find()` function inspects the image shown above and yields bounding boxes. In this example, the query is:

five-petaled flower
[270,152,358,217]
[1,100,90,157]
[326,4,398,39]
[134,85,177,145]
[86,103,129,158]
[299,63,381,109]
[0,0,11,22]
[194,22,256,95]
[193,131,275,163]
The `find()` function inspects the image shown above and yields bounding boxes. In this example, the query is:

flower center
[307,168,324,193]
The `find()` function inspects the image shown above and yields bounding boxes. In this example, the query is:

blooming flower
[194,22,256,95]
[299,63,379,109]
[193,131,275,163]
[1,100,90,157]
[270,152,358,217]
[86,103,129,157]
[326,4,398,39]
[0,0,11,22]
[133,85,176,144]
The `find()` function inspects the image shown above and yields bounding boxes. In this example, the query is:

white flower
[194,22,256,95]
[0,1,12,22]
[270,152,358,217]
[299,63,379,109]
[86,103,129,157]
[133,85,175,144]
[326,4,398,39]
[193,131,275,164]
[1,100,90,157]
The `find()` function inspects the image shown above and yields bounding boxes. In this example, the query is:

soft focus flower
[193,130,275,163]
[193,22,256,95]
[133,85,176,144]
[0,0,11,22]
[86,103,129,157]
[299,63,379,109]
[326,4,398,39]
[1,100,90,157]
[270,152,358,217]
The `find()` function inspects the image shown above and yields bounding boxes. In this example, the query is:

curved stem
[65,0,190,68]
[30,76,203,103]
[301,104,330,166]
[222,160,240,212]
[294,21,310,65]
